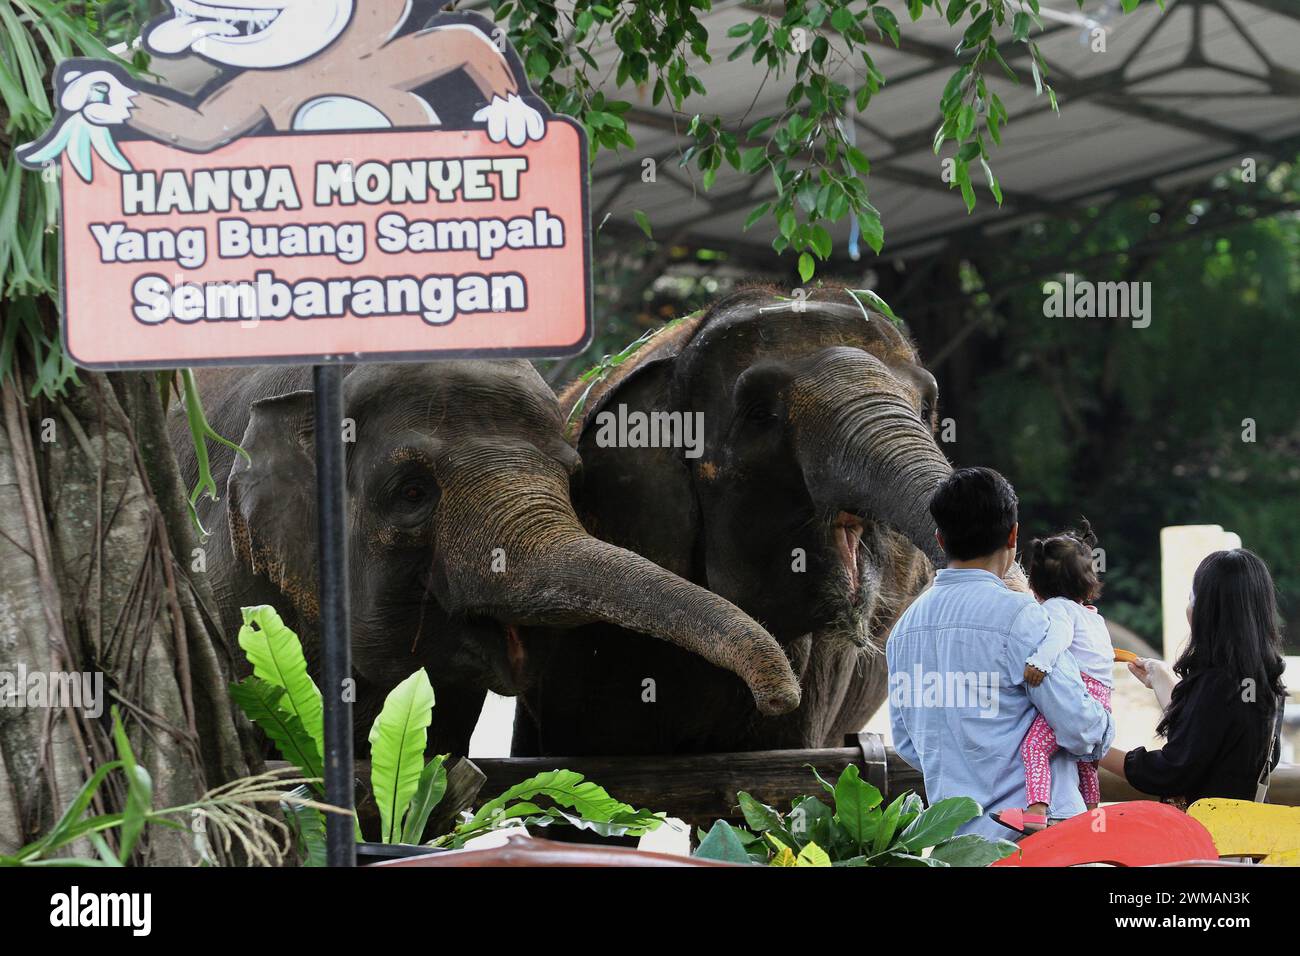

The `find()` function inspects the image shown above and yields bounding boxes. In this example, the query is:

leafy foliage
[440,769,665,849]
[1,706,333,866]
[693,765,1016,866]
[493,0,1159,276]
[954,160,1300,644]
[230,605,664,859]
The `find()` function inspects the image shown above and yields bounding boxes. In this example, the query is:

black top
[1125,667,1281,804]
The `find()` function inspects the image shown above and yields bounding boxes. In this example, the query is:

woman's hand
[1129,657,1178,710]
[1127,658,1154,688]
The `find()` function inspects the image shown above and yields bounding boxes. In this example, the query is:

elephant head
[223,360,800,747]
[560,287,951,658]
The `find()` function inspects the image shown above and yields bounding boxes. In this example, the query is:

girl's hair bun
[1076,517,1098,549]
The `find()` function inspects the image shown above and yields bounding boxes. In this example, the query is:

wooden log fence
[300,733,1300,830]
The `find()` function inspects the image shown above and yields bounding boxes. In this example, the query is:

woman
[1100,549,1286,805]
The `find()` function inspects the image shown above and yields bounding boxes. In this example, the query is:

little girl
[1002,521,1115,832]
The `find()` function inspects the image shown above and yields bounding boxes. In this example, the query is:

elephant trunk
[791,348,951,567]
[433,441,801,715]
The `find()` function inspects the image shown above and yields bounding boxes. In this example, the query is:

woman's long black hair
[1158,549,1287,740]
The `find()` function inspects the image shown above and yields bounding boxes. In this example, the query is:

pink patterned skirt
[1021,673,1112,806]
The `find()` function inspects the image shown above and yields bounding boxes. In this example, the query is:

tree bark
[0,364,260,864]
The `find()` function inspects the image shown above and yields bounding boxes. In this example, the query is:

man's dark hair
[928,467,1018,561]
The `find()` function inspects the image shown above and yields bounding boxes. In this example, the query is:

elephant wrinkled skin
[515,287,952,755]
[171,361,800,755]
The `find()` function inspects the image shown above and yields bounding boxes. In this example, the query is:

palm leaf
[368,669,435,844]
[400,754,448,845]
[236,606,324,756]
[229,676,323,786]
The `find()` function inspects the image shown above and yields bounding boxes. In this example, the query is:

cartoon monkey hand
[473,93,545,147]
[59,69,137,125]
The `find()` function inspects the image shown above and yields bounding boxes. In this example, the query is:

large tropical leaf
[928,833,1019,867]
[795,842,832,867]
[368,669,435,844]
[401,755,448,845]
[737,791,800,849]
[230,677,324,785]
[693,820,753,864]
[872,791,908,855]
[237,606,324,757]
[896,796,982,852]
[465,769,654,830]
[832,764,882,847]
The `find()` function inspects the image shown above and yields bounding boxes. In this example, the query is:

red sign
[19,5,591,368]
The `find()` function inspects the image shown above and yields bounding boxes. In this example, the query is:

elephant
[513,286,953,755]
[169,360,801,756]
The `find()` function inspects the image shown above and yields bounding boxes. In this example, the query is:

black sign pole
[313,363,355,867]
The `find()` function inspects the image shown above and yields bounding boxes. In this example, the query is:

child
[1000,520,1115,832]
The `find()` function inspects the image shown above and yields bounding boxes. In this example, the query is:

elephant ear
[227,390,321,623]
[564,323,704,581]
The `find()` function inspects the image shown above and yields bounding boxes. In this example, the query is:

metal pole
[313,364,355,867]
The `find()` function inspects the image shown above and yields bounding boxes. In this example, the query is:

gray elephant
[514,287,952,755]
[170,361,800,756]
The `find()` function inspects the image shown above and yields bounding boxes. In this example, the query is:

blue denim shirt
[886,568,1116,842]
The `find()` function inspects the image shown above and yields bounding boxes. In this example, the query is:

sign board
[18,3,591,369]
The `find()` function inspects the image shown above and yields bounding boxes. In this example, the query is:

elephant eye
[401,483,425,502]
[390,476,438,511]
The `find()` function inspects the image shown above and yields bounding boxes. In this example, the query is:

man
[887,466,1114,841]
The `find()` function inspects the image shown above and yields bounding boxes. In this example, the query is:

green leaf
[283,800,328,867]
[980,157,1003,206]
[858,205,885,254]
[795,842,832,867]
[737,791,784,833]
[110,707,152,862]
[368,669,436,843]
[694,820,754,863]
[743,201,771,230]
[230,677,324,785]
[897,796,982,852]
[457,770,661,847]
[832,764,883,847]
[872,791,907,854]
[961,10,994,49]
[946,0,971,25]
[633,209,653,239]
[928,834,1019,866]
[872,7,901,47]
[798,252,815,282]
[401,755,448,845]
[237,606,324,758]
[9,759,123,862]
[956,104,976,142]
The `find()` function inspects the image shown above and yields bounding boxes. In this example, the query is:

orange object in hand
[1114,648,1140,664]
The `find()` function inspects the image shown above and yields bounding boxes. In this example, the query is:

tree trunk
[0,361,260,864]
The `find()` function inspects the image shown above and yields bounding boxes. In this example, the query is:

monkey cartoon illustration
[20,2,547,177]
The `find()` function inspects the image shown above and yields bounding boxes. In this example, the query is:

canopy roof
[583,0,1300,264]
